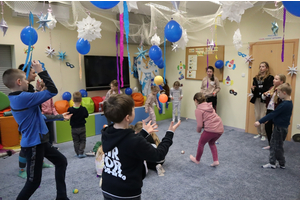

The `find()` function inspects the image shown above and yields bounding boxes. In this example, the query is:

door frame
[245,39,298,141]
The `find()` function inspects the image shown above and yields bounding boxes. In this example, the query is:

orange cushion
[131,93,144,107]
[0,107,11,117]
[54,100,70,114]
[0,116,19,147]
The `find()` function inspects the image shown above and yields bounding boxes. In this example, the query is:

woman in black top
[250,61,274,141]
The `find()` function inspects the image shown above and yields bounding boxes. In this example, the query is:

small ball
[103,124,108,128]
[73,189,78,194]
[181,150,185,154]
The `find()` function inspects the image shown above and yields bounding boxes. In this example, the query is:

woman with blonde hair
[250,62,274,141]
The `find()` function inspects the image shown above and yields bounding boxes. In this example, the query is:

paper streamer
[22,12,34,79]
[214,15,221,60]
[79,54,82,80]
[281,8,286,62]
[116,32,120,93]
[206,39,209,89]
[120,13,124,87]
[163,35,166,84]
[123,2,133,74]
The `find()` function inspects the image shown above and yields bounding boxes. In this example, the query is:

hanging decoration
[225,60,236,70]
[208,39,215,50]
[271,21,278,36]
[282,1,300,17]
[281,8,286,62]
[57,51,67,61]
[90,1,119,10]
[287,65,298,76]
[76,38,90,55]
[223,76,234,86]
[66,62,75,68]
[77,15,102,42]
[119,13,124,87]
[177,61,185,80]
[36,13,50,32]
[163,35,166,83]
[117,1,138,13]
[229,89,238,96]
[123,1,133,74]
[214,15,221,59]
[151,33,161,46]
[46,4,57,30]
[220,1,253,23]
[173,28,188,51]
[116,32,120,93]
[238,51,247,57]
[0,2,8,36]
[245,55,254,65]
[135,46,148,61]
[171,43,179,52]
[233,28,243,51]
[164,19,182,43]
[45,46,55,58]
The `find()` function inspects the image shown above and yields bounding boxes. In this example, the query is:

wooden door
[245,39,298,141]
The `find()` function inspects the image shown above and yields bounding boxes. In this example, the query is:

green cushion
[154,102,172,121]
[56,115,95,143]
[0,92,10,110]
[81,97,95,114]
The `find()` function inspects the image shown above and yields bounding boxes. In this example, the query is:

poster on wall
[135,57,159,96]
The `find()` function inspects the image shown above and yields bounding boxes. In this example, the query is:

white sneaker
[262,163,276,169]
[253,135,261,139]
[261,136,266,141]
[156,164,164,176]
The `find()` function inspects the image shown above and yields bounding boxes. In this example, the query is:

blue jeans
[269,125,288,166]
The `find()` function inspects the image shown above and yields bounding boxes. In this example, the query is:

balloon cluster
[149,45,164,69]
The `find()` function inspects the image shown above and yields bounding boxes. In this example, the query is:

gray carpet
[1,118,300,200]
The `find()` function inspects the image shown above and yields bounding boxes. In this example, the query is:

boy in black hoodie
[101,94,180,200]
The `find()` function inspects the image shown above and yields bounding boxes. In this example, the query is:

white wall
[165,7,300,137]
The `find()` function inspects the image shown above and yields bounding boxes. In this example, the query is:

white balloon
[133,87,138,93]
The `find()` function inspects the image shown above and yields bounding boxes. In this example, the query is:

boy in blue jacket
[255,83,293,169]
[2,60,69,200]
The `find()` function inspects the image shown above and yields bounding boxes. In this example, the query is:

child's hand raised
[168,120,181,132]
[142,120,158,133]
[31,60,43,73]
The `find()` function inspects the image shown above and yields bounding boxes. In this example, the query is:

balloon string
[281,8,286,62]
[214,15,221,60]
[79,53,82,80]
[163,35,166,84]
[123,1,133,74]
[120,13,124,88]
[116,32,120,93]
[1,1,4,17]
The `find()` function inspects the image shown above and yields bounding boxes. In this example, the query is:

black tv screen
[84,56,130,91]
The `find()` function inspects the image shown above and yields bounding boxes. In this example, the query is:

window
[0,45,13,95]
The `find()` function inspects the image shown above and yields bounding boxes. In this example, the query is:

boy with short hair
[101,94,181,199]
[67,92,89,158]
[255,83,293,169]
[3,60,69,200]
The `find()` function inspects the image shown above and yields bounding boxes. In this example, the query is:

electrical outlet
[297,124,300,130]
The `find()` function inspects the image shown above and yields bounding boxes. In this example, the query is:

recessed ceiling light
[145,3,187,14]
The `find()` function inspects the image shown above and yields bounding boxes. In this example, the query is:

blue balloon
[20,26,38,46]
[125,88,132,95]
[215,60,224,69]
[154,57,164,69]
[80,89,88,97]
[282,1,300,17]
[62,92,71,101]
[90,1,119,9]
[76,38,90,55]
[164,20,182,43]
[149,45,162,61]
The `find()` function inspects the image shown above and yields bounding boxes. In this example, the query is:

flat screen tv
[84,56,130,91]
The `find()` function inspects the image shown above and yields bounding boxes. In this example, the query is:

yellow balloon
[69,99,74,107]
[154,75,163,85]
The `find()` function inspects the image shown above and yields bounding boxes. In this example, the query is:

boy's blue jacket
[8,71,58,147]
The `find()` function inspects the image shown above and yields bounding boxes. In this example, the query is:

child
[144,86,161,125]
[36,80,59,149]
[3,60,69,200]
[103,79,122,125]
[255,83,293,169]
[134,121,165,176]
[261,74,286,150]
[250,62,274,141]
[190,92,224,167]
[101,94,180,199]
[67,92,89,158]
[170,81,183,122]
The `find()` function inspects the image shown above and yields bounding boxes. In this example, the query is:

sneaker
[262,163,276,169]
[86,151,95,156]
[261,136,266,141]
[262,146,270,150]
[276,163,285,169]
[18,171,27,179]
[215,140,219,144]
[42,162,54,168]
[156,164,164,176]
[78,154,86,158]
[253,135,261,139]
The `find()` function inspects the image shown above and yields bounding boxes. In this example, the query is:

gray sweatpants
[71,127,86,155]
[172,101,181,122]
[269,125,288,166]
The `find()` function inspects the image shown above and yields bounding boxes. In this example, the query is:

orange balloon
[159,94,168,103]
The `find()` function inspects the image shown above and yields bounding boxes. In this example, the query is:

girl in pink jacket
[190,92,224,167]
